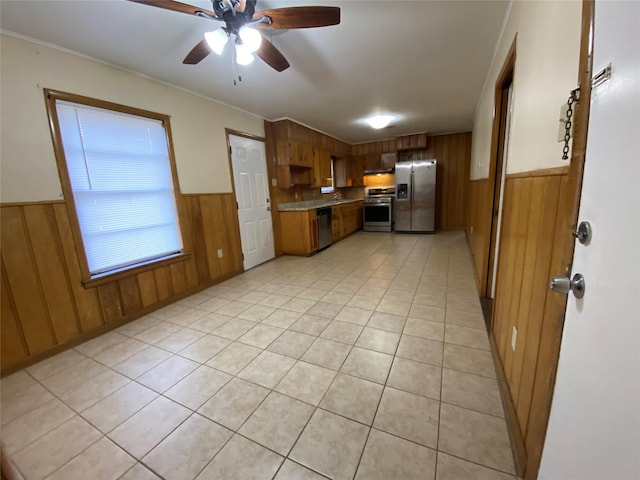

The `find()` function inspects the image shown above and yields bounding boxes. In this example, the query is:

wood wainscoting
[488,166,570,474]
[466,178,492,292]
[0,193,243,375]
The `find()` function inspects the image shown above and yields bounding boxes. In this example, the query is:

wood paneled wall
[353,132,472,231]
[0,193,243,374]
[466,178,492,292]
[490,168,570,471]
[426,132,472,230]
[351,138,398,156]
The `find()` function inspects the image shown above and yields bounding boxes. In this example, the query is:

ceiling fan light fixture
[205,28,228,55]
[367,114,394,129]
[238,26,262,53]
[235,43,255,65]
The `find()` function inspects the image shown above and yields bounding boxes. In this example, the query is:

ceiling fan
[129,0,341,72]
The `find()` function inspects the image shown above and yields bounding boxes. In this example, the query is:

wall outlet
[511,326,518,352]
[294,192,298,199]
[217,249,223,258]
[470,225,474,234]
[271,178,277,187]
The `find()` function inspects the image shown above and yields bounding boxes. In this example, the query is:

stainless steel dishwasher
[316,207,332,251]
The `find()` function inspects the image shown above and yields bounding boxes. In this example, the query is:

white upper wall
[470,0,582,179]
[0,34,264,202]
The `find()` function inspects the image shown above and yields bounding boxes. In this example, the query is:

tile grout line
[2,232,510,479]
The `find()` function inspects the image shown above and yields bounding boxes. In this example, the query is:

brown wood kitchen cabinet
[362,152,397,172]
[380,152,397,169]
[312,148,332,188]
[331,206,342,240]
[334,157,364,188]
[279,210,318,256]
[349,155,365,186]
[331,201,363,241]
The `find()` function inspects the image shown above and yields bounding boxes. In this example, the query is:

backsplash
[302,186,364,201]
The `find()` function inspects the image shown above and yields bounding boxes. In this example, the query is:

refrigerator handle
[410,171,415,208]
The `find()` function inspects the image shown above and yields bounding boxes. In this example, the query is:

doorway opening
[483,41,516,328]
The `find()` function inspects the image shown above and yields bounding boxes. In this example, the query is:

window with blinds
[55,99,183,276]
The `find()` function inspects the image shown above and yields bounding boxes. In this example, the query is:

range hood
[363,168,394,176]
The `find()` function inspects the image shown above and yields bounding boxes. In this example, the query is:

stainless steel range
[363,186,395,232]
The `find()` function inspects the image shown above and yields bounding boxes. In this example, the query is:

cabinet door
[349,156,365,187]
[363,153,379,171]
[380,152,397,169]
[333,157,348,188]
[276,141,292,166]
[331,206,343,240]
[292,143,314,167]
[280,210,317,255]
[355,203,363,230]
[313,149,332,187]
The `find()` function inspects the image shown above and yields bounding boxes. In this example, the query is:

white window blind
[56,100,183,276]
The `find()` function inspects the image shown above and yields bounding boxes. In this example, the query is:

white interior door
[229,134,274,270]
[539,1,640,478]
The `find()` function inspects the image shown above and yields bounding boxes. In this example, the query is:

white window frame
[45,89,187,285]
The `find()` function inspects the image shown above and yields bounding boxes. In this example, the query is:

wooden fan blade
[254,6,340,30]
[183,39,211,64]
[256,37,290,72]
[128,0,217,18]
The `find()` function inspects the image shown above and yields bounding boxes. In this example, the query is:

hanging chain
[562,88,580,160]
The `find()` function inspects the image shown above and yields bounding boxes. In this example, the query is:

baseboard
[0,268,243,377]
[489,333,527,478]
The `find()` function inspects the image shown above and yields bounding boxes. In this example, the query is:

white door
[539,1,640,479]
[229,134,275,270]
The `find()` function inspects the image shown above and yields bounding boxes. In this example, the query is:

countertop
[277,198,363,212]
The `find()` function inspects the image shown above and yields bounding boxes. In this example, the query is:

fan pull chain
[231,44,242,86]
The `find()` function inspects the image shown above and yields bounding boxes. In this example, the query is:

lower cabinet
[280,201,363,256]
[280,210,318,256]
[331,201,363,242]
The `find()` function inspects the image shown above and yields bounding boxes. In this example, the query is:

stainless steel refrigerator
[395,160,437,232]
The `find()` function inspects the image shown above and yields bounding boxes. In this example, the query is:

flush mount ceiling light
[367,114,394,129]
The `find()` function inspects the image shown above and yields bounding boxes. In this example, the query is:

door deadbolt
[550,273,585,299]
[572,221,592,245]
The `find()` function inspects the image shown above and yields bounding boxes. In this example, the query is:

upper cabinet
[380,152,397,169]
[268,119,431,189]
[350,155,365,186]
[334,156,364,188]
[270,119,349,188]
[396,133,427,151]
[360,152,396,172]
[313,148,332,187]
[292,142,314,168]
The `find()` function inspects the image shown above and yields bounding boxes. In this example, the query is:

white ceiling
[0,0,508,144]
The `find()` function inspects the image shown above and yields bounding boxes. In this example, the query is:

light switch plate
[511,326,517,351]
[217,249,223,258]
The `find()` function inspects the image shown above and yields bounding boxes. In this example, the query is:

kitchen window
[45,90,184,282]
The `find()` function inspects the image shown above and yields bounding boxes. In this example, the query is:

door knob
[572,221,592,245]
[550,273,585,298]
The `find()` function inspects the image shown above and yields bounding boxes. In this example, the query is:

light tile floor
[0,231,517,480]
